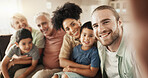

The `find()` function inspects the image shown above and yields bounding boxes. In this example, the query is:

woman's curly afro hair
[52,2,82,30]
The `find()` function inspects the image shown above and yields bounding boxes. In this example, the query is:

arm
[38,48,43,56]
[5,34,16,55]
[8,57,32,69]
[34,29,45,56]
[5,44,13,55]
[1,56,11,78]
[12,58,32,65]
[10,55,32,65]
[64,66,99,77]
[59,58,90,69]
[17,60,38,78]
[59,34,89,68]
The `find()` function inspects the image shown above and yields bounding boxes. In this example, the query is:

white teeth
[84,41,89,44]
[73,31,78,36]
[100,32,110,38]
[101,34,108,38]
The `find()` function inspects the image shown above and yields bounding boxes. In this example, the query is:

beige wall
[19,0,110,29]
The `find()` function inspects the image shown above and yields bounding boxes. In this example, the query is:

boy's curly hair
[52,2,82,30]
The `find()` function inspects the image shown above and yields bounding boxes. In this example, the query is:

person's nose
[40,25,46,30]
[70,27,75,34]
[85,36,90,40]
[98,25,106,34]
[26,44,30,49]
[19,22,25,28]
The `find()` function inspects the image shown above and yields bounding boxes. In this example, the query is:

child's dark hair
[16,28,32,43]
[80,21,93,34]
[52,2,82,30]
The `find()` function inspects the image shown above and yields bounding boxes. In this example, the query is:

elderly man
[32,12,65,78]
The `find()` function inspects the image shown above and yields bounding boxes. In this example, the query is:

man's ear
[15,42,19,47]
[118,18,122,27]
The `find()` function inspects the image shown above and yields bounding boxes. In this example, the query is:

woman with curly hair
[51,2,98,78]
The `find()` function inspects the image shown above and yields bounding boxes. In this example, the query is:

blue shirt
[72,44,100,68]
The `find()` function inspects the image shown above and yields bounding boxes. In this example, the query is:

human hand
[63,66,72,72]
[8,61,14,69]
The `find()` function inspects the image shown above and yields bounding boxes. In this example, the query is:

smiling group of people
[0,2,143,78]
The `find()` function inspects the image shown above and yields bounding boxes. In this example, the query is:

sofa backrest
[0,35,12,61]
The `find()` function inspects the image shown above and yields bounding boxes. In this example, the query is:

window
[0,0,21,35]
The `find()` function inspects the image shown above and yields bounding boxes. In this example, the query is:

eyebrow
[92,23,98,27]
[92,18,111,26]
[70,21,74,26]
[100,18,111,23]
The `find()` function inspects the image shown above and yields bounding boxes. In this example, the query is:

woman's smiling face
[63,18,81,39]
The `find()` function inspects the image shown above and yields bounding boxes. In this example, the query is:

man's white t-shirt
[105,49,120,78]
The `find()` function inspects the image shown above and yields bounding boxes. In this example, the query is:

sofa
[0,34,12,74]
[0,34,12,61]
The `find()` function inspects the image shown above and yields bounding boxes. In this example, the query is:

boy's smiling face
[16,38,33,53]
[80,28,95,50]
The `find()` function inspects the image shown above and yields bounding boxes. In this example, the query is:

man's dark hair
[52,2,82,30]
[16,28,32,43]
[80,21,93,34]
[92,5,120,21]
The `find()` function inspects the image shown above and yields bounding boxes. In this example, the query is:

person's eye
[16,21,19,24]
[42,22,47,25]
[29,41,32,44]
[71,23,75,26]
[22,43,26,45]
[20,19,25,22]
[103,21,110,24]
[37,24,41,27]
[83,34,86,37]
[89,34,93,37]
[65,27,70,31]
[92,24,98,28]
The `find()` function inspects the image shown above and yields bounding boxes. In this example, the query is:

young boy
[1,28,39,78]
[52,21,100,78]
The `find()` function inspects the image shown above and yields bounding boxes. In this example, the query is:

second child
[52,21,100,78]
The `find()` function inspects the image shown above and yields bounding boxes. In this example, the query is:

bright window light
[116,9,120,13]
[0,0,22,35]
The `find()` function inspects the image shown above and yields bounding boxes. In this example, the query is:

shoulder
[64,33,71,39]
[92,46,98,52]
[90,46,99,55]
[31,44,38,51]
[9,44,18,51]
[56,29,66,35]
[7,45,18,57]
[73,44,81,50]
[63,33,73,43]
[32,28,44,37]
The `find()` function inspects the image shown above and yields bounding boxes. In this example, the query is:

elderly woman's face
[11,18,29,30]
[63,18,81,39]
